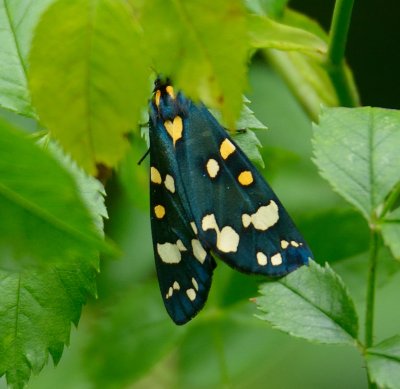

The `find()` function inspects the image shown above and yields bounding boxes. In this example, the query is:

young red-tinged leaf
[256,260,358,345]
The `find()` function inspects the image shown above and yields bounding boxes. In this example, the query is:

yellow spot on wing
[155,90,161,107]
[206,158,220,178]
[164,116,183,146]
[192,278,199,291]
[166,85,175,98]
[150,167,162,184]
[238,171,254,186]
[220,138,236,159]
[291,241,300,247]
[154,205,165,219]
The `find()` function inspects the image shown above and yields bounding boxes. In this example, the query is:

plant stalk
[326,0,359,107]
[365,229,378,348]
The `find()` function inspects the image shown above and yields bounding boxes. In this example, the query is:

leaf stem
[365,228,379,388]
[326,0,359,107]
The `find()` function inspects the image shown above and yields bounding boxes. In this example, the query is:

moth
[148,78,313,324]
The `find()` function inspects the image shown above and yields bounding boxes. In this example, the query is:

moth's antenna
[137,148,150,165]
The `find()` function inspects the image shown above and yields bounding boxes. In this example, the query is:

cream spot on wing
[220,138,236,159]
[150,167,162,184]
[271,253,283,266]
[217,226,239,253]
[176,239,186,251]
[291,241,300,247]
[166,85,175,98]
[173,281,180,290]
[242,201,279,231]
[281,240,289,249]
[186,288,196,301]
[192,239,207,264]
[164,174,175,193]
[190,222,198,235]
[164,116,183,146]
[206,158,220,178]
[256,252,268,266]
[202,214,239,253]
[242,214,251,228]
[154,205,165,219]
[238,170,254,186]
[157,242,181,264]
[192,278,199,291]
[167,286,173,298]
[202,214,218,231]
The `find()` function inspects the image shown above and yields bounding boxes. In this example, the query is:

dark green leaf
[0,261,97,388]
[85,284,184,388]
[313,107,400,220]
[29,0,150,174]
[256,260,358,345]
[366,335,400,389]
[0,118,107,269]
[382,207,400,260]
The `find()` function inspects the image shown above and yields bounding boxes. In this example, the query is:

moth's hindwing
[148,79,312,324]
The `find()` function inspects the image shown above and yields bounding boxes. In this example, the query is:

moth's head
[153,76,176,110]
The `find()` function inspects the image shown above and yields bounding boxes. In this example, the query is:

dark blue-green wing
[174,97,312,277]
[149,113,216,325]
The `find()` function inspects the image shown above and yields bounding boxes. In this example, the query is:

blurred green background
[1,1,400,388]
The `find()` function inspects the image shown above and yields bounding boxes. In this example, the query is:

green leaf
[234,129,264,168]
[382,207,400,260]
[0,261,97,388]
[244,0,289,18]
[0,117,106,269]
[29,0,150,174]
[85,284,184,388]
[0,0,53,117]
[134,0,248,126]
[256,260,358,345]
[313,107,400,221]
[366,335,400,389]
[248,14,327,56]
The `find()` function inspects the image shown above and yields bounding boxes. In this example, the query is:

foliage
[0,0,399,388]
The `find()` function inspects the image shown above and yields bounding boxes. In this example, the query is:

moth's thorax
[150,81,188,122]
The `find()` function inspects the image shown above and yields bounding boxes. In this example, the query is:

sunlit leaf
[366,335,400,389]
[313,107,400,220]
[256,260,358,345]
[0,0,54,117]
[29,0,150,174]
[249,14,327,56]
[134,0,248,126]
